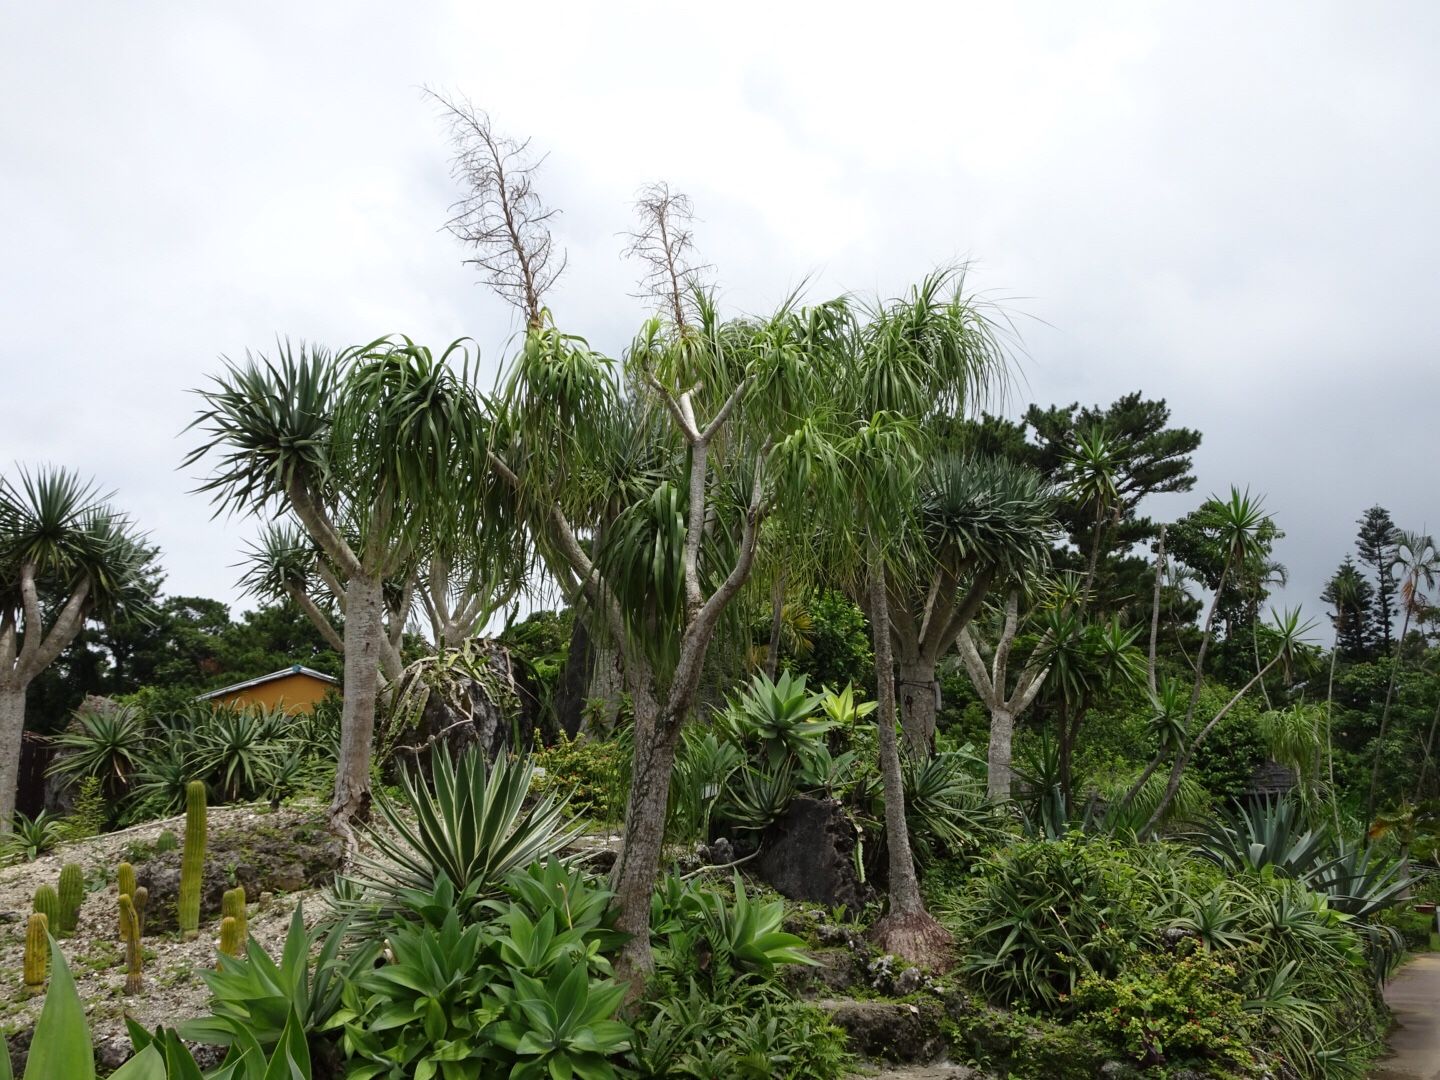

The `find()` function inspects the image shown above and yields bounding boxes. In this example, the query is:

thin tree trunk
[897,663,938,758]
[1325,630,1344,839]
[1414,695,1440,802]
[608,677,679,990]
[555,614,593,739]
[986,707,1015,801]
[1140,655,1280,838]
[763,571,785,680]
[329,572,386,838]
[0,683,28,829]
[1147,525,1166,698]
[1367,606,1412,820]
[867,555,952,968]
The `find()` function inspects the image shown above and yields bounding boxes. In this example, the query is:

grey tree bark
[956,594,1051,802]
[0,687,28,828]
[328,573,386,837]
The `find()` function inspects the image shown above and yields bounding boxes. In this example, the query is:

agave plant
[1189,798,1332,878]
[47,703,151,796]
[192,704,293,802]
[719,670,832,769]
[716,760,797,833]
[1,811,65,863]
[341,747,579,923]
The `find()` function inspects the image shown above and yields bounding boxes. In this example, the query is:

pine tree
[1356,506,1399,652]
[1321,556,1375,659]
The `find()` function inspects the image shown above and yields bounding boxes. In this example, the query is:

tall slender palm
[1062,425,1121,601]
[1132,489,1275,835]
[187,338,496,835]
[0,467,154,827]
[1366,530,1439,818]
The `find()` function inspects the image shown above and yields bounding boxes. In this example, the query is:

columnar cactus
[119,894,142,994]
[218,915,243,962]
[117,860,137,939]
[132,885,149,938]
[221,886,248,944]
[32,885,60,928]
[178,781,207,941]
[23,913,47,994]
[57,863,84,933]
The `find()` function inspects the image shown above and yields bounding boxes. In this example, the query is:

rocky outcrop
[134,808,342,932]
[756,796,869,914]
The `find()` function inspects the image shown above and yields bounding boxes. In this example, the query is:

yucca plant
[716,761,798,833]
[341,747,578,923]
[192,704,292,802]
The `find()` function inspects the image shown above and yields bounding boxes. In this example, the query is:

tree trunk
[897,664,938,758]
[586,644,625,733]
[763,571,785,680]
[867,557,952,968]
[1147,526,1166,697]
[986,707,1015,801]
[555,614,593,739]
[329,572,386,837]
[0,682,29,830]
[610,677,681,991]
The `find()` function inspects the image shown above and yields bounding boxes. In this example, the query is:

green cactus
[119,894,142,994]
[218,915,243,962]
[57,863,84,933]
[178,781,207,941]
[117,861,136,899]
[23,913,47,994]
[33,884,60,928]
[132,885,149,938]
[221,886,248,944]
[154,829,178,854]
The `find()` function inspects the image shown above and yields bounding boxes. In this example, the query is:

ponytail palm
[188,337,506,834]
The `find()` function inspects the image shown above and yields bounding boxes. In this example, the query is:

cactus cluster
[178,781,207,941]
[119,894,143,994]
[23,913,47,994]
[57,863,84,933]
[220,886,248,950]
[132,885,149,939]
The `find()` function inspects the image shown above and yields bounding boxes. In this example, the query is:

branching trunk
[329,573,386,841]
[985,707,1015,802]
[957,596,1050,801]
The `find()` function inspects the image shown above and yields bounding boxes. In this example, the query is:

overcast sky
[3,2,1437,625]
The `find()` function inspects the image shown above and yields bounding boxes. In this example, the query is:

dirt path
[1372,954,1440,1080]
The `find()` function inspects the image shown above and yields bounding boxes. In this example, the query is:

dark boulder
[820,998,948,1063]
[756,796,869,915]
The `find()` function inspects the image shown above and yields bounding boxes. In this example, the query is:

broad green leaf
[25,936,95,1080]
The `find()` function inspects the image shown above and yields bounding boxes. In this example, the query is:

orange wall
[210,673,334,714]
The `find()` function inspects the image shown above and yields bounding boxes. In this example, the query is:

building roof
[196,665,340,701]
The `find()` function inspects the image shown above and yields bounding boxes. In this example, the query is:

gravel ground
[0,803,330,1054]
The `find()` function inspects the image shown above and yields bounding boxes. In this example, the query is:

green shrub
[1071,942,1261,1075]
[532,733,628,821]
[944,834,1166,1010]
[56,776,108,840]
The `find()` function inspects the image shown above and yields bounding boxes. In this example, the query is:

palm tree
[0,467,154,827]
[1062,425,1121,601]
[187,338,496,836]
[1366,529,1439,818]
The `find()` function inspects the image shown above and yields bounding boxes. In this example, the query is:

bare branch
[429,89,566,327]
[623,182,710,330]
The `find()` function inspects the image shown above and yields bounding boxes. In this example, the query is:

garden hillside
[2,109,1437,1080]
